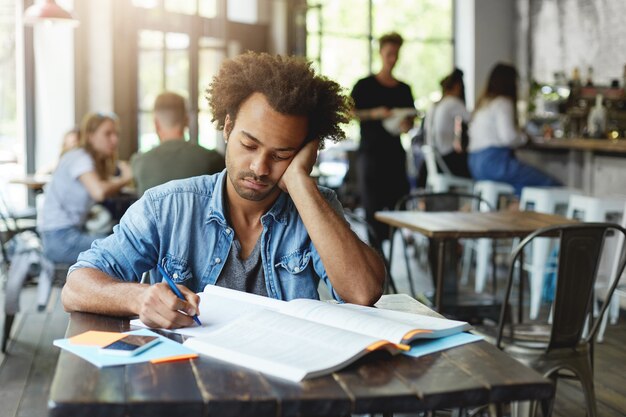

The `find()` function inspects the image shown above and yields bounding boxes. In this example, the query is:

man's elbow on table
[61,270,85,312]
[337,277,385,307]
[61,269,107,313]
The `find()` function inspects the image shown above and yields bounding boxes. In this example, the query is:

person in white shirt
[467,63,559,196]
[424,68,471,178]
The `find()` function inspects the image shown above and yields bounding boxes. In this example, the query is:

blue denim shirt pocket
[274,249,311,275]
[161,255,194,285]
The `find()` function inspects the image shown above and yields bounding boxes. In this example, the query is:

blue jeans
[468,147,560,196]
[41,227,107,264]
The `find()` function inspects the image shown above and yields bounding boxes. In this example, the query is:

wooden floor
[0,284,68,417]
[1,269,626,416]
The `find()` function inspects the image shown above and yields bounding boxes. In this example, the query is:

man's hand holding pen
[137,281,201,329]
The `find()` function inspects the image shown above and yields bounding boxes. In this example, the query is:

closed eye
[273,154,291,161]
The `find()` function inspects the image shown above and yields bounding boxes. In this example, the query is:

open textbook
[131,286,471,382]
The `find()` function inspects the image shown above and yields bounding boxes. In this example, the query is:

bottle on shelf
[587,94,607,138]
[585,66,594,87]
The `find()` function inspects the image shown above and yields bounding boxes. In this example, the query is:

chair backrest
[395,190,493,213]
[496,222,626,351]
[344,209,392,290]
[421,144,451,176]
[344,210,379,248]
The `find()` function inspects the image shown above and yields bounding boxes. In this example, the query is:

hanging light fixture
[23,0,79,27]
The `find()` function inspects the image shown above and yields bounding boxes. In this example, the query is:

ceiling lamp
[23,0,79,27]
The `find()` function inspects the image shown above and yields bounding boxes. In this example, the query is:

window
[0,1,18,166]
[198,37,225,150]
[306,0,453,114]
[0,0,27,209]
[132,1,227,153]
[137,30,190,151]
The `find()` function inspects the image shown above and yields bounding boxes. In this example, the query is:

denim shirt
[70,170,345,302]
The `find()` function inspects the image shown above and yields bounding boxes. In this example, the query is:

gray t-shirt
[38,148,95,232]
[215,236,267,296]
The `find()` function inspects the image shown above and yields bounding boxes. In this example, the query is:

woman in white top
[38,112,133,264]
[426,68,471,178]
[467,63,559,196]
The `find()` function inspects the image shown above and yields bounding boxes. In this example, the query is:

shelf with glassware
[528,81,626,144]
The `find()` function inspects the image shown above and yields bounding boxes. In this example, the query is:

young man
[130,92,225,196]
[62,52,386,329]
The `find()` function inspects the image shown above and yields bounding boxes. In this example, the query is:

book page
[281,299,470,343]
[374,294,444,318]
[183,309,391,381]
[131,285,286,337]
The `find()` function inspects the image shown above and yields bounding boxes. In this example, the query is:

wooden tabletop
[48,311,554,416]
[375,210,579,240]
[530,137,626,154]
[9,174,51,190]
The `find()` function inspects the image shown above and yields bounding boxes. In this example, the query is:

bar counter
[519,137,626,194]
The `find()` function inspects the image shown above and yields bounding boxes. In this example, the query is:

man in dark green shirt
[131,92,225,196]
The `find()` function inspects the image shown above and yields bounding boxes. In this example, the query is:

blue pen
[157,264,202,326]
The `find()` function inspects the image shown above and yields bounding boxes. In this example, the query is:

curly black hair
[207,52,352,147]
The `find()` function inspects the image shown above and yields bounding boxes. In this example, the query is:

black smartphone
[99,335,161,356]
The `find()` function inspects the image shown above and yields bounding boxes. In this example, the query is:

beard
[229,170,278,201]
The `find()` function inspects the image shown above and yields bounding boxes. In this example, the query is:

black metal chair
[344,209,394,294]
[0,196,69,353]
[389,191,494,297]
[495,223,626,417]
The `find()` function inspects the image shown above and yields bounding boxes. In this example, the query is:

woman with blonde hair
[38,112,133,264]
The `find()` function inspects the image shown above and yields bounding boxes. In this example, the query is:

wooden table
[9,174,51,191]
[375,210,579,312]
[49,311,554,416]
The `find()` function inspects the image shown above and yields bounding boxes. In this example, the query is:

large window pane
[306,5,320,34]
[198,40,225,150]
[227,0,257,24]
[138,112,158,152]
[307,33,320,62]
[132,0,158,9]
[198,112,219,150]
[165,33,190,98]
[0,1,25,209]
[138,49,164,110]
[373,0,452,40]
[320,36,369,91]
[199,0,218,18]
[139,29,163,49]
[318,0,369,36]
[165,0,196,15]
[198,44,225,111]
[394,42,453,108]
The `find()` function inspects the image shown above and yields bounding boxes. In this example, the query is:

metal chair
[389,191,494,297]
[495,223,626,417]
[0,198,69,353]
[344,209,394,294]
[421,144,474,193]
